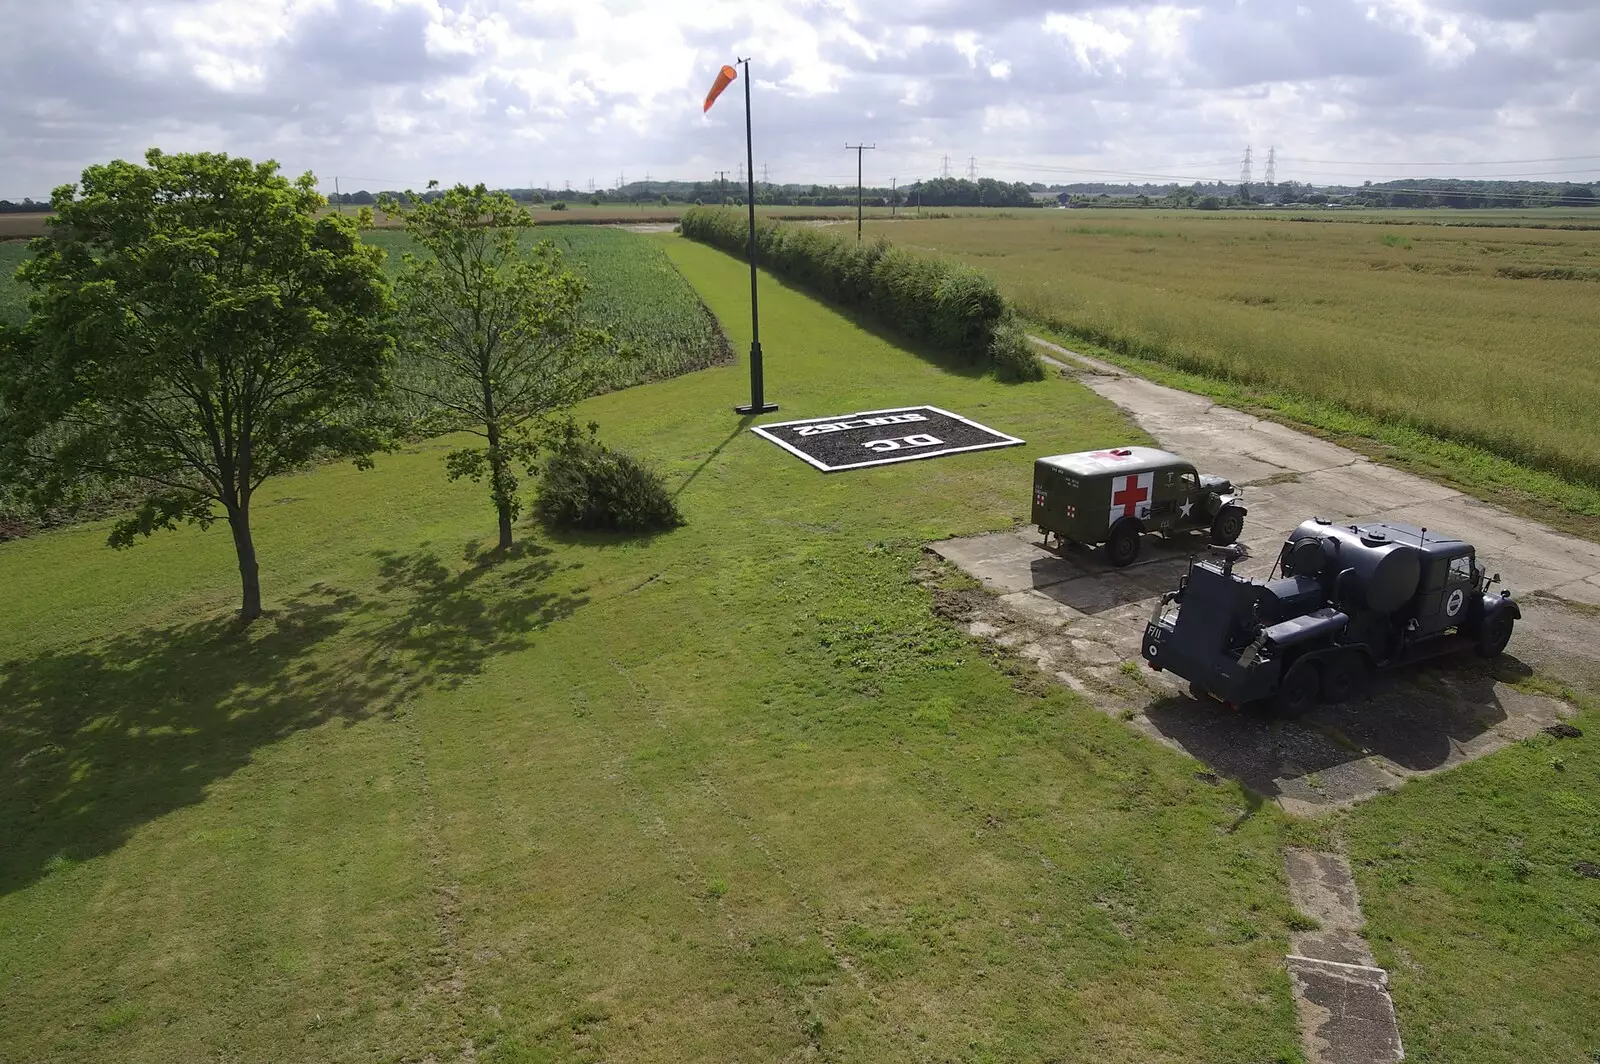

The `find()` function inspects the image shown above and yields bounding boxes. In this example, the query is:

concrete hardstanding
[928,338,1598,816]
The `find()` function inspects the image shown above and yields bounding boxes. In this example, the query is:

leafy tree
[379,183,606,552]
[0,149,394,621]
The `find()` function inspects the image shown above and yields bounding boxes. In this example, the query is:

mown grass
[0,237,1307,1063]
[1340,680,1600,1064]
[872,210,1600,497]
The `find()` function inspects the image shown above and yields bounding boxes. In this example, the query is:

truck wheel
[1319,652,1368,705]
[1106,521,1141,568]
[1209,507,1245,546]
[1273,659,1320,716]
[1475,612,1514,658]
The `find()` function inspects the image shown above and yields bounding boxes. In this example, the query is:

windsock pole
[733,57,776,415]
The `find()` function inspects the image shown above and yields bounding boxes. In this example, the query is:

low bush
[534,422,683,534]
[679,207,1041,380]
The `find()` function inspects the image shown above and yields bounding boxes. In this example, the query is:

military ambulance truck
[1031,447,1247,567]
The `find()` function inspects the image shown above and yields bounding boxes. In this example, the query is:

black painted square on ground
[751,406,1024,472]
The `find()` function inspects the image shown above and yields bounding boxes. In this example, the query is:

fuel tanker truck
[1140,518,1520,714]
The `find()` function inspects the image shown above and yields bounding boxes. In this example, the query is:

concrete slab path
[925,338,1597,815]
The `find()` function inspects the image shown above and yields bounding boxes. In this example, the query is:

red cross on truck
[1028,446,1248,567]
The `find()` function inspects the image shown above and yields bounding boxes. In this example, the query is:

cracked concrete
[1283,850,1405,1063]
[924,337,1597,815]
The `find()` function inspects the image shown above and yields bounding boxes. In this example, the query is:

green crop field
[361,226,730,399]
[0,241,28,323]
[867,209,1600,502]
[3,228,728,386]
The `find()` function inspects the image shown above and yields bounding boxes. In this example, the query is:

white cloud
[0,0,1597,198]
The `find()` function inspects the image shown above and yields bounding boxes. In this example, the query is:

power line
[1264,147,1277,185]
[1240,145,1252,187]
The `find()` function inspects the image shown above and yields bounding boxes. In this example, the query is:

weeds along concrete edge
[1026,322,1600,543]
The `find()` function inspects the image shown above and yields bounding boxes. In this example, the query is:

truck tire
[1475,612,1514,658]
[1273,658,1320,716]
[1209,506,1245,546]
[1106,521,1141,568]
[1319,652,1368,705]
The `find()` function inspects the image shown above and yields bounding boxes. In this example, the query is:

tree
[0,149,394,621]
[379,183,606,552]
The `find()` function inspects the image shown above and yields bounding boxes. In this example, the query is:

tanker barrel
[1282,520,1421,614]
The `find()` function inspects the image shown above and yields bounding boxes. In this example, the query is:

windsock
[703,64,737,112]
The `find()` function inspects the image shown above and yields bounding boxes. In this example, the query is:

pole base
[735,403,779,415]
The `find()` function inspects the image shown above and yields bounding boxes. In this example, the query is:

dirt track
[929,337,1595,816]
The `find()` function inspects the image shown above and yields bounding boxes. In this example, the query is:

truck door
[1147,468,1179,526]
[1417,551,1475,634]
[1441,552,1475,631]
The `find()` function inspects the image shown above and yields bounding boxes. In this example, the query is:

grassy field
[1340,696,1600,1064]
[867,210,1600,499]
[3,234,1596,1063]
[0,238,1311,1063]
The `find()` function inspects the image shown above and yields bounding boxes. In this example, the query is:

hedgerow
[678,207,1042,381]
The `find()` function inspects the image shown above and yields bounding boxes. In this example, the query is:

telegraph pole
[333,175,342,213]
[715,170,729,205]
[846,142,876,243]
[890,177,897,218]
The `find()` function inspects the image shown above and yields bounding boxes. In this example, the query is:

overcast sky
[3,0,1598,199]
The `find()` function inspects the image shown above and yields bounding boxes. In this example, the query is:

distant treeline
[21,175,1595,215]
[329,177,1043,210]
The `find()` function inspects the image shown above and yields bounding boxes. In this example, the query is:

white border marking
[749,405,1025,473]
[1285,955,1390,976]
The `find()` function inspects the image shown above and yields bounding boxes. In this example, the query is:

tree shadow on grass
[0,542,589,897]
[367,539,590,686]
[0,586,381,897]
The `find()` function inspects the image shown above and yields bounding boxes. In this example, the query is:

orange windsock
[703,64,737,112]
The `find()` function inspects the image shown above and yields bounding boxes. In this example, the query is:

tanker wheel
[1273,659,1320,717]
[1475,612,1514,658]
[1107,522,1141,568]
[1319,652,1368,705]
[1209,507,1245,546]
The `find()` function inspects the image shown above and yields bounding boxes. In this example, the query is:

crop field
[361,226,730,399]
[0,241,26,323]
[867,209,1600,497]
[3,229,728,388]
